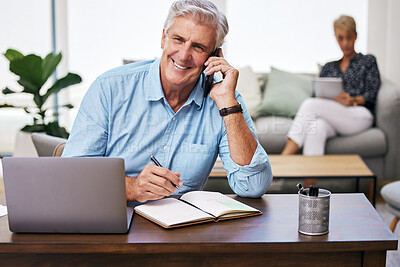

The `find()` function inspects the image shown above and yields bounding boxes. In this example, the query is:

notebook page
[134,198,212,227]
[180,191,258,217]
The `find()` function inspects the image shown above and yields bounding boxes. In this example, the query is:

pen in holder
[297,183,331,236]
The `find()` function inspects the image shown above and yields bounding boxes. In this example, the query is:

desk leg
[363,250,386,266]
[355,177,360,192]
[367,177,377,207]
[372,176,376,207]
[360,177,376,207]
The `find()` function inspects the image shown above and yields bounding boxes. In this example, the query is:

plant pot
[13,131,39,157]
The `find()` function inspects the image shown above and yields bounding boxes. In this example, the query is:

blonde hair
[334,15,357,34]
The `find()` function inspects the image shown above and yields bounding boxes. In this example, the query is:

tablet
[313,77,344,99]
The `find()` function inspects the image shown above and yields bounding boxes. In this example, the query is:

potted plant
[0,48,82,139]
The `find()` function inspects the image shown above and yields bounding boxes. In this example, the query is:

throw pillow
[256,67,313,117]
[236,66,262,117]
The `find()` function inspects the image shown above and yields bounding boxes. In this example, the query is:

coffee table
[210,154,377,205]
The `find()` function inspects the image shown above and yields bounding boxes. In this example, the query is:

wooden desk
[0,194,397,266]
[211,155,377,205]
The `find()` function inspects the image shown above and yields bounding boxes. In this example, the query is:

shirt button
[172,117,176,121]
[163,146,167,151]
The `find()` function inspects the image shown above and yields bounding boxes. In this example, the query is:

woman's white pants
[287,98,373,156]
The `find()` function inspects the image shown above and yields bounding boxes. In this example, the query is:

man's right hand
[125,165,183,202]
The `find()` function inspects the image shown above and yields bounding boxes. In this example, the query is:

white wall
[66,0,175,125]
[226,0,368,73]
[0,0,52,153]
[54,0,72,130]
[367,0,400,86]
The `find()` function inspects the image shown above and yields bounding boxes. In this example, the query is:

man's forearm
[223,113,257,166]
[125,176,137,201]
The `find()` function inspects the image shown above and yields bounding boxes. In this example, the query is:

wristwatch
[219,103,243,117]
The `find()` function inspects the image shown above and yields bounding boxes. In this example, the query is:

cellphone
[203,48,220,97]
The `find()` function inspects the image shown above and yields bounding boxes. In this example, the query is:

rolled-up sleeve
[218,94,273,198]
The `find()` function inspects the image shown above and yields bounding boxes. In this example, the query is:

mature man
[63,0,273,202]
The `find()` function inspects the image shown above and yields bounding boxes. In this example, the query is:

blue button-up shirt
[62,58,272,198]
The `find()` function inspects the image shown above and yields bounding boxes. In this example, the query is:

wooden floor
[376,203,400,266]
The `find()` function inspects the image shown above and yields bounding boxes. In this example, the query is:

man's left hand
[203,49,239,109]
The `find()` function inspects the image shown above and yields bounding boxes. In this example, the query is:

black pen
[150,155,181,192]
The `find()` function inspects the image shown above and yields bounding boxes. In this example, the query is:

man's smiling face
[160,15,217,93]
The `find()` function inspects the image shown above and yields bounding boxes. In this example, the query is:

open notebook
[134,191,261,229]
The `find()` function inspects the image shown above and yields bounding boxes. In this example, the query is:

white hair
[163,0,229,49]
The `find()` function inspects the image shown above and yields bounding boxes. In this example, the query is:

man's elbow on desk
[229,167,273,198]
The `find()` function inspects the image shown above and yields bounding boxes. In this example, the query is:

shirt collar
[336,52,362,65]
[185,73,205,109]
[146,57,205,109]
[146,57,164,101]
[351,53,363,63]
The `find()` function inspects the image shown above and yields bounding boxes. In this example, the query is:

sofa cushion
[325,128,386,157]
[380,181,400,217]
[255,116,292,154]
[236,66,262,117]
[256,67,313,117]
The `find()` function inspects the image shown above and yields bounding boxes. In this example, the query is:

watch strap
[219,103,243,117]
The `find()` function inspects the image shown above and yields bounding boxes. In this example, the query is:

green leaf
[4,49,24,62]
[2,87,16,94]
[33,93,44,109]
[0,103,16,108]
[21,124,46,133]
[42,73,82,105]
[61,104,74,109]
[42,52,62,85]
[18,79,39,94]
[45,121,70,138]
[10,54,43,88]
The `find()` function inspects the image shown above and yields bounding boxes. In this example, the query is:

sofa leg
[389,217,399,232]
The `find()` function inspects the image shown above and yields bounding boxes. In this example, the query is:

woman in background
[281,15,381,156]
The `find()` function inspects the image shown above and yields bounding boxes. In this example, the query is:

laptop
[313,77,344,99]
[2,157,134,233]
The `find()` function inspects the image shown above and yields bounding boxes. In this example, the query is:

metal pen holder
[298,186,331,235]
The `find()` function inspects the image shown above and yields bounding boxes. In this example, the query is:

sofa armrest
[375,79,400,179]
